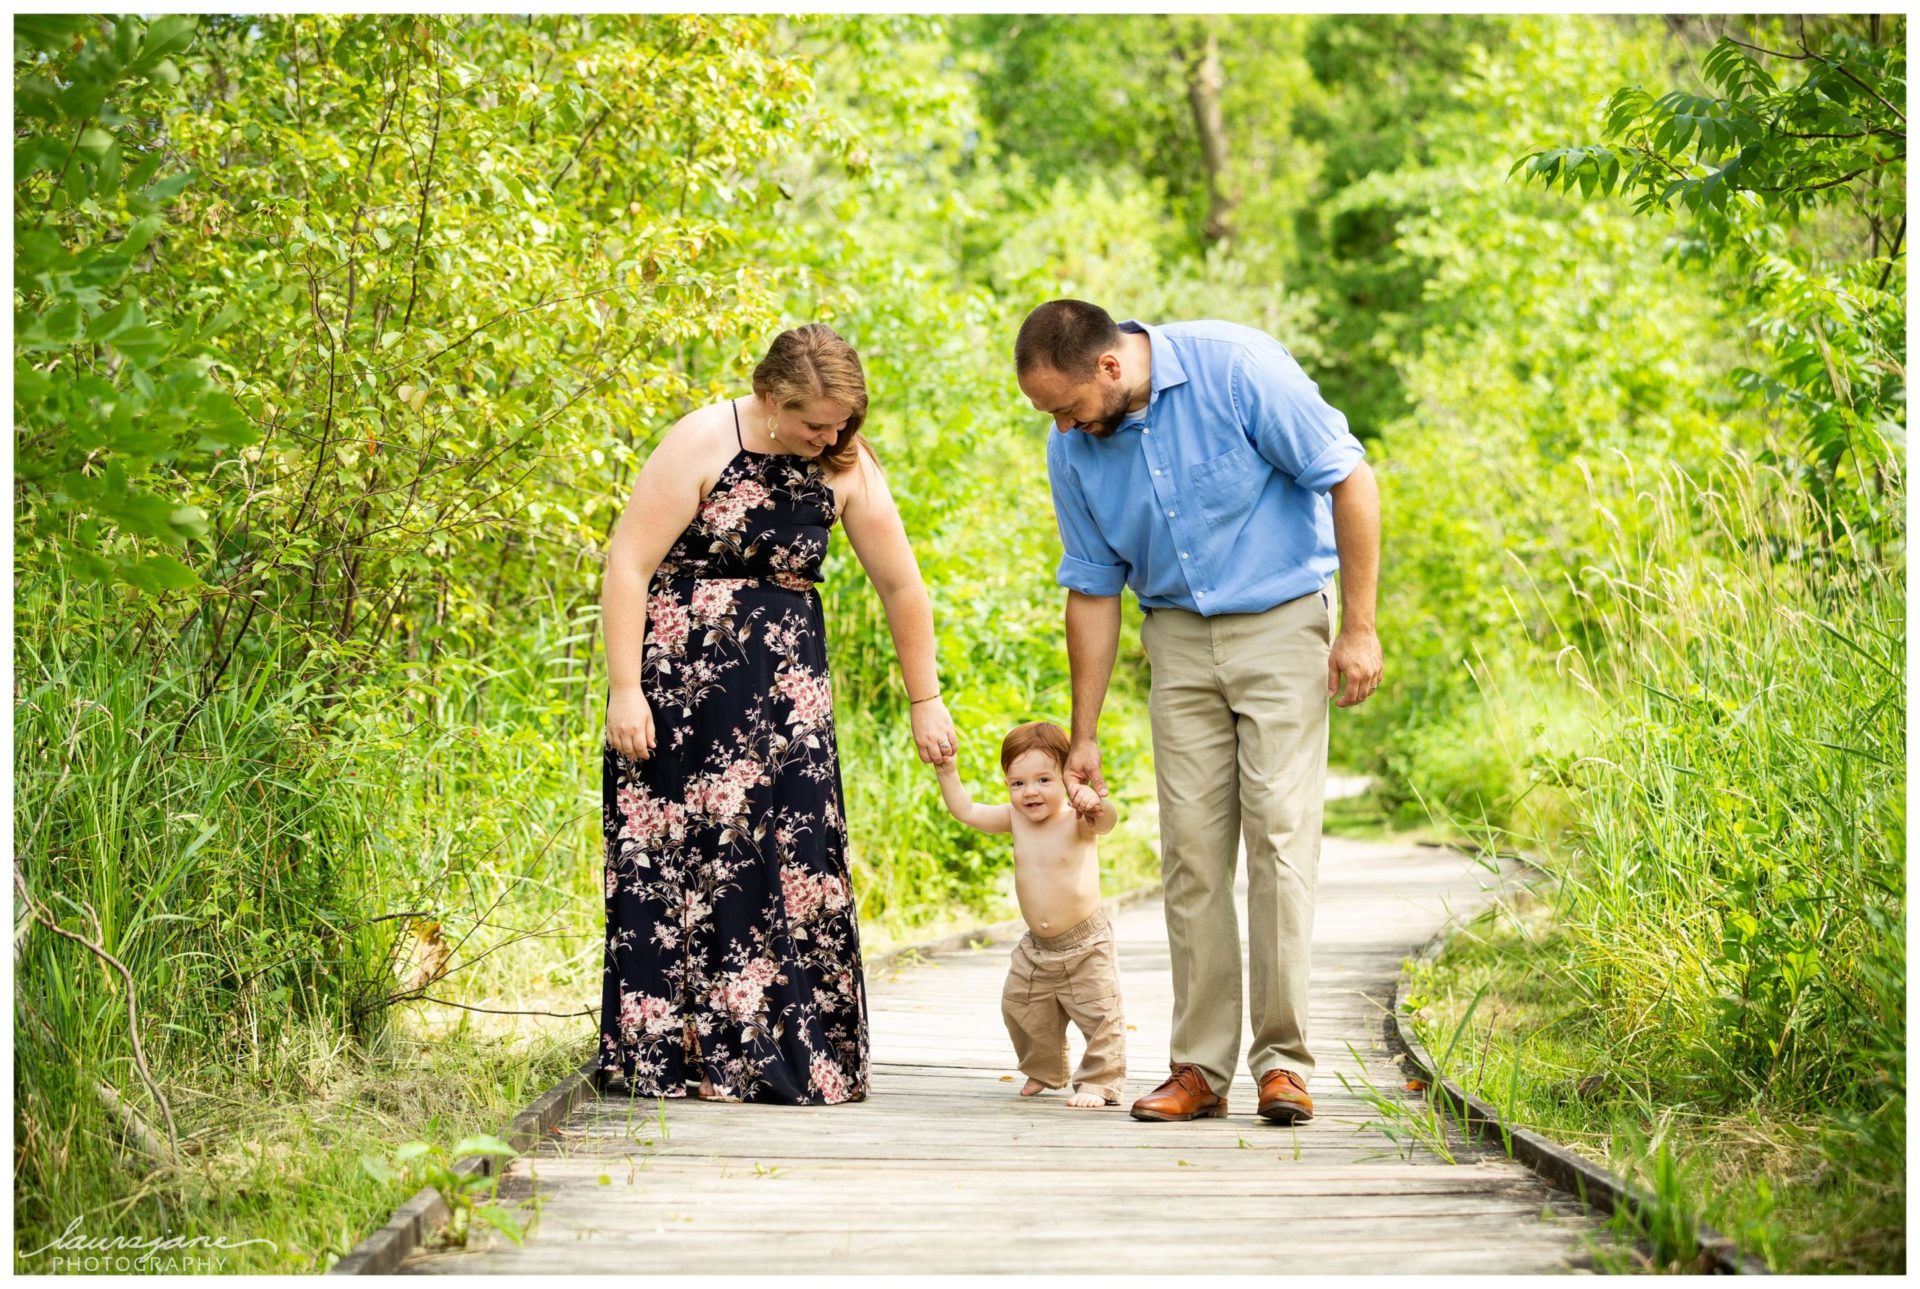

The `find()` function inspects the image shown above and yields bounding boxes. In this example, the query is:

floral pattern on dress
[599,445,868,1105]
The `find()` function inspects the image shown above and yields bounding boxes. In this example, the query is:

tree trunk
[1182,18,1235,245]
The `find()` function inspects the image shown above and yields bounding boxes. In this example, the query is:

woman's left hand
[909,697,958,765]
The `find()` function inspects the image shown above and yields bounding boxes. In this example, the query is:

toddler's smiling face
[1003,748,1067,820]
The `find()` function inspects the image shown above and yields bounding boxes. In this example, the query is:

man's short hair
[1014,300,1121,379]
[1000,720,1070,775]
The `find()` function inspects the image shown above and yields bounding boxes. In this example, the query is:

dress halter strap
[731,398,744,449]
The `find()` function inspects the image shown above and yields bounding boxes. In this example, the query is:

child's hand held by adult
[1068,783,1102,819]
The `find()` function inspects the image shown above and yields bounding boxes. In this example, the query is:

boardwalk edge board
[328,1056,601,1275]
[1386,930,1771,1277]
[330,884,1161,1273]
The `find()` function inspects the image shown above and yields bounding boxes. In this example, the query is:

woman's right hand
[606,687,657,761]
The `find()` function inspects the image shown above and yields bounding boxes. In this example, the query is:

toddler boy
[933,721,1126,1107]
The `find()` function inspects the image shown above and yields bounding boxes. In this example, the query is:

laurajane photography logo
[23,1217,277,1272]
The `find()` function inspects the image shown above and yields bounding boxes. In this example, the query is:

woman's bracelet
[908,692,942,706]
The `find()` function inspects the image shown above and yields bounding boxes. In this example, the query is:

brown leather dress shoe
[1257,1068,1314,1123]
[1129,1063,1228,1122]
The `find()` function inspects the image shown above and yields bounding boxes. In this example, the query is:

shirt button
[1197,591,1206,599]
[1180,551,1189,559]
[1143,427,1150,435]
[1167,509,1176,518]
[1153,469,1161,477]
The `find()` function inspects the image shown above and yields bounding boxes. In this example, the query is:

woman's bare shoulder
[650,398,742,473]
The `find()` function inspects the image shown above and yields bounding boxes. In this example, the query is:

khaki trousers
[1000,908,1127,1103]
[1140,585,1333,1096]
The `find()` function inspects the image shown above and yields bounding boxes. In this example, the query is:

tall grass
[1402,455,1905,1271]
[1558,456,1903,1122]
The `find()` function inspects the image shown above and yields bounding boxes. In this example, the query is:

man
[1015,299,1383,1126]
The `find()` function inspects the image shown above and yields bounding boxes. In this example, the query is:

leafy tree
[1515,16,1905,540]
[1286,15,1513,430]
[15,15,256,594]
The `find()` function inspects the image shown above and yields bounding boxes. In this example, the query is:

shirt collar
[1117,320,1190,412]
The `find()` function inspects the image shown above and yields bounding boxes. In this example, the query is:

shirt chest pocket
[1184,439,1266,530]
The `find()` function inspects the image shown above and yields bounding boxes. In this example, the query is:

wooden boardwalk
[401,836,1619,1274]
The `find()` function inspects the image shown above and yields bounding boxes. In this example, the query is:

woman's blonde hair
[753,323,870,473]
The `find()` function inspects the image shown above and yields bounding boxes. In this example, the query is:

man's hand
[1328,627,1383,707]
[1066,738,1107,799]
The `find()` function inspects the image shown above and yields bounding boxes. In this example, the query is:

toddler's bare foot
[1018,1078,1048,1097]
[696,1076,723,1100]
[1065,1089,1107,1108]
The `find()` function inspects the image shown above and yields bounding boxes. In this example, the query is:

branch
[1722,35,1804,61]
[1819,54,1906,124]
[1876,216,1905,292]
[400,64,445,334]
[14,873,181,1161]
[1752,164,1878,194]
[548,102,615,189]
[407,996,594,1019]
[1723,32,1906,122]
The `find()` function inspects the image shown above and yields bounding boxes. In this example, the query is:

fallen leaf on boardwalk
[1406,1079,1429,1092]
[998,1075,1014,1082]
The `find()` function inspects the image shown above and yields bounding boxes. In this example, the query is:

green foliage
[1514,18,1905,538]
[1519,28,1903,229]
[959,15,1212,256]
[359,1135,527,1249]
[15,15,255,593]
[1363,17,1905,1271]
[1287,15,1516,429]
[1559,462,1905,1113]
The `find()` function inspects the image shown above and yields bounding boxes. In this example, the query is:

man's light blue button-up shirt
[1045,319,1365,616]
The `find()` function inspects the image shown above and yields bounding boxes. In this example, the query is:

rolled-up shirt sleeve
[1047,434,1128,597]
[1230,342,1366,494]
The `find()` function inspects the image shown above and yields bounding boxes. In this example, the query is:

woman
[597,323,956,1104]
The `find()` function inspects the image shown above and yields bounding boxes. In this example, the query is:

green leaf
[472,1205,527,1246]
[87,297,142,342]
[111,323,171,365]
[169,505,210,538]
[76,127,114,163]
[120,553,200,592]
[14,15,93,55]
[60,77,111,122]
[134,15,199,70]
[452,1134,518,1158]
[15,136,71,176]
[130,170,193,214]
[122,214,165,257]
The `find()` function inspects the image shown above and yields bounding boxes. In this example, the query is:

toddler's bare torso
[1009,807,1102,935]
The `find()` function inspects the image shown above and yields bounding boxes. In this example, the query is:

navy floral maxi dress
[598,412,869,1104]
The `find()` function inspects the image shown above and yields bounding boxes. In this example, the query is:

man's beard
[1078,384,1134,438]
